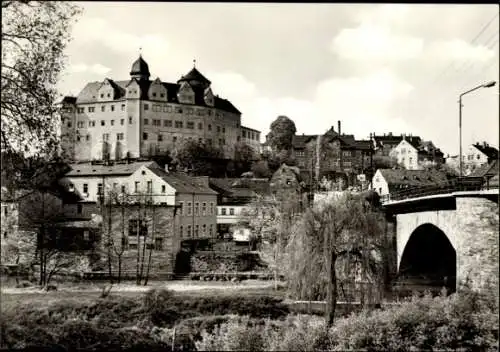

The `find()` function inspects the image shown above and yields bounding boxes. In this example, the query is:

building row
[59,55,261,162]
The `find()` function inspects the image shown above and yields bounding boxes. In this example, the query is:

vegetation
[1,1,81,157]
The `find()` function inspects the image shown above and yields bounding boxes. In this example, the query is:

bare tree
[1,1,81,157]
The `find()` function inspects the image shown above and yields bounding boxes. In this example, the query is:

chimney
[388,132,392,136]
[337,120,341,135]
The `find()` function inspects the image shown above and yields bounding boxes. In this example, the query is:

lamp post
[458,80,496,178]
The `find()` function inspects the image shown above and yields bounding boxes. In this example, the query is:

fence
[381,177,495,203]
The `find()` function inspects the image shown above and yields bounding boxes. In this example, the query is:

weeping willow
[285,192,388,302]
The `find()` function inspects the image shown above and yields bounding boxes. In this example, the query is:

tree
[175,140,225,176]
[233,142,256,176]
[1,1,81,157]
[267,116,297,153]
[251,160,271,178]
[372,155,400,170]
[286,192,387,327]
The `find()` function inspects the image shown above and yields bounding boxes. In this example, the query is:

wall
[390,140,420,170]
[102,204,179,274]
[176,193,217,240]
[372,170,389,196]
[395,195,499,293]
[216,204,247,224]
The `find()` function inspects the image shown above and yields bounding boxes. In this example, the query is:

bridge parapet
[381,177,496,204]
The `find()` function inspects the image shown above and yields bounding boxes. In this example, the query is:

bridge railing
[380,177,494,203]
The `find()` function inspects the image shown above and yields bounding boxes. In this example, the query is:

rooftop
[377,169,449,187]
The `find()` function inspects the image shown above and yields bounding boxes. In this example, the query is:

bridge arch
[399,223,456,292]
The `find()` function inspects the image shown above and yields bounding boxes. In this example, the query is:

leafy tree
[267,116,297,153]
[372,155,400,170]
[233,142,257,176]
[1,1,81,157]
[286,192,387,327]
[175,140,225,176]
[251,160,271,178]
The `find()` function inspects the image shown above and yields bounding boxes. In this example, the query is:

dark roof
[209,177,270,198]
[61,96,77,105]
[473,143,499,160]
[130,55,150,76]
[66,161,155,177]
[353,139,372,150]
[147,167,218,195]
[76,79,240,115]
[292,135,316,149]
[178,67,211,85]
[377,169,449,187]
[470,159,499,178]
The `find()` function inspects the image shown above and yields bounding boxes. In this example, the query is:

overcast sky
[58,2,499,156]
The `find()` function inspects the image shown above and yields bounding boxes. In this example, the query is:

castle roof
[130,55,150,77]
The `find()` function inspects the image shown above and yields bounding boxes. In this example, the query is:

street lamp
[458,80,497,177]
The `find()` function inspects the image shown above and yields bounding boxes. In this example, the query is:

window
[135,181,139,193]
[202,224,206,235]
[242,130,247,138]
[155,238,163,250]
[101,106,105,112]
[101,120,105,126]
[120,119,124,125]
[77,204,82,214]
[176,107,183,113]
[409,157,413,164]
[207,139,212,145]
[97,183,103,195]
[111,120,114,126]
[86,134,90,141]
[210,202,214,215]
[222,127,225,133]
[77,121,84,128]
[100,94,104,98]
[187,202,192,215]
[198,122,203,130]
[198,138,203,144]
[209,224,213,237]
[121,104,125,111]
[129,219,147,237]
[107,93,110,98]
[83,183,88,194]
[76,136,81,142]
[195,202,199,215]
[179,202,184,215]
[229,208,234,215]
[129,117,133,124]
[217,126,221,133]
[202,202,207,215]
[102,133,109,141]
[180,226,183,238]
[219,139,223,146]
[67,122,72,128]
[152,92,157,97]
[221,208,227,215]
[3,206,7,217]
[89,120,96,127]
[143,132,148,140]
[208,124,212,131]
[477,154,481,160]
[121,185,126,193]
[77,107,84,113]
[147,181,152,194]
[237,136,241,142]
[110,105,114,112]
[173,136,177,143]
[164,120,172,127]
[187,122,194,129]
[88,107,95,113]
[187,225,192,237]
[158,134,163,142]
[153,119,161,126]
[222,138,226,145]
[175,121,183,128]
[144,118,149,125]
[195,225,199,237]
[161,185,166,193]
[144,103,149,111]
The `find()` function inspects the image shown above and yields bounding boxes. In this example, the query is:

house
[373,133,416,157]
[470,159,499,189]
[1,185,99,263]
[208,177,270,241]
[389,138,421,170]
[463,142,499,175]
[60,160,218,243]
[372,169,449,199]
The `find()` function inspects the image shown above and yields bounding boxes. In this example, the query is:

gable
[177,81,195,104]
[148,79,168,101]
[126,79,141,99]
[130,165,176,195]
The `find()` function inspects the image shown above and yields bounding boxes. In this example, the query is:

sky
[58,2,500,156]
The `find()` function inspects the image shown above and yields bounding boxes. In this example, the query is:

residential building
[60,160,218,242]
[208,177,270,240]
[463,142,499,175]
[373,133,414,157]
[372,169,449,200]
[240,126,261,153]
[470,159,499,189]
[59,55,260,161]
[389,138,421,170]
[291,121,373,189]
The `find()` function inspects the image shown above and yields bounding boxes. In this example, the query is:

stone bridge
[383,189,498,293]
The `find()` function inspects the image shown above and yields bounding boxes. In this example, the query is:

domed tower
[130,55,150,81]
[177,60,211,90]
